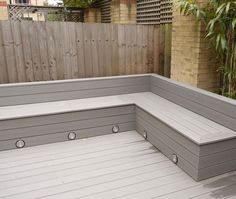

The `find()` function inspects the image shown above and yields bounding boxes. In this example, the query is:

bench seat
[0,74,235,181]
[0,92,235,145]
[0,92,235,181]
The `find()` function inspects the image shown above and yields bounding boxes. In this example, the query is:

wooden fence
[0,20,171,83]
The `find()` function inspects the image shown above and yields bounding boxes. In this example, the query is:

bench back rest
[151,75,236,131]
[0,75,150,106]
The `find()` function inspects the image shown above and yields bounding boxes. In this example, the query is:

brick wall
[171,2,219,92]
[0,0,8,20]
[84,8,101,23]
[111,0,136,24]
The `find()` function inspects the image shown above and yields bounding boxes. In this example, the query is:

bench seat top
[0,92,235,145]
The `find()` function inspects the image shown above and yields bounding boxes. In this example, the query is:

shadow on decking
[203,173,236,198]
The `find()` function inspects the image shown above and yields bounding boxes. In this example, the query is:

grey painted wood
[2,91,234,145]
[0,105,135,130]
[200,138,236,156]
[136,113,199,166]
[199,148,236,169]
[0,75,150,106]
[137,107,236,169]
[0,114,134,140]
[0,131,235,199]
[0,122,135,152]
[198,159,236,181]
[0,105,135,151]
[0,75,149,96]
[0,74,236,182]
[136,107,236,181]
[136,121,199,181]
[0,84,148,107]
[136,107,200,155]
[150,74,236,131]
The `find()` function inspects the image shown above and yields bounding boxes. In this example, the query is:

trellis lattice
[137,0,172,25]
[8,4,32,21]
[7,4,84,22]
[94,0,111,23]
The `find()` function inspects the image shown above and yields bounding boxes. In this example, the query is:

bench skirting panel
[135,107,236,181]
[0,105,136,151]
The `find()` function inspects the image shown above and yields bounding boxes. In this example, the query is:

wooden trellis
[7,4,84,22]
[160,0,172,23]
[137,0,172,25]
[94,0,111,23]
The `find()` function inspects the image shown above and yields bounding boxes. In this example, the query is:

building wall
[0,0,8,20]
[6,0,45,5]
[111,0,136,24]
[171,1,219,92]
[84,8,101,23]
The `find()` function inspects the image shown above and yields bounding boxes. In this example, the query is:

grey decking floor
[0,131,235,199]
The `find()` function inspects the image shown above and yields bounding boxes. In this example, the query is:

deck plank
[0,131,235,199]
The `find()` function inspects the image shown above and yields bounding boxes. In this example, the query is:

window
[15,0,29,4]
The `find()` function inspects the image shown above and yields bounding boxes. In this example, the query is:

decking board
[0,74,235,182]
[0,131,235,199]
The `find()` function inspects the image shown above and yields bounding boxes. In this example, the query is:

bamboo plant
[177,0,236,98]
[63,0,97,8]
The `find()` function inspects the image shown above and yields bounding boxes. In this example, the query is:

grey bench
[0,74,235,181]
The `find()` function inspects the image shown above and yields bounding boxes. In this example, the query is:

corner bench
[0,74,235,181]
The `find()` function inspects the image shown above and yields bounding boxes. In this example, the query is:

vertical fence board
[61,22,71,79]
[97,23,105,76]
[91,24,99,77]
[118,24,126,75]
[111,24,119,75]
[125,25,132,75]
[29,22,43,81]
[153,26,160,74]
[164,24,172,78]
[130,25,137,74]
[1,20,18,83]
[45,22,58,80]
[104,24,112,76]
[68,22,79,78]
[136,25,143,74]
[142,25,149,73]
[75,23,85,78]
[0,21,170,83]
[147,25,154,73]
[83,23,93,77]
[11,21,26,82]
[0,21,9,83]
[20,21,34,82]
[37,22,50,80]
[53,22,64,80]
[159,24,165,75]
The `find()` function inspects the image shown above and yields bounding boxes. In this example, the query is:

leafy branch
[63,0,98,8]
[178,0,236,98]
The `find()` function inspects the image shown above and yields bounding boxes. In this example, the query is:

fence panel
[0,20,171,83]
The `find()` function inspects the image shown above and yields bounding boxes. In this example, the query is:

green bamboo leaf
[226,2,231,14]
[196,9,200,19]
[216,34,221,50]
[207,19,216,32]
[183,2,189,14]
[220,37,226,50]
[216,3,226,14]
[206,32,214,38]
[232,18,236,29]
